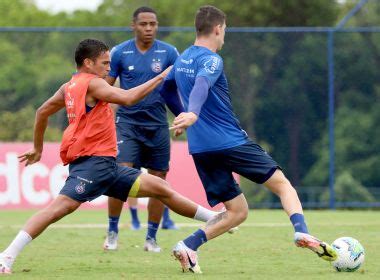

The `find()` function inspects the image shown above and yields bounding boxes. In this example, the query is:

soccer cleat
[103,231,118,250]
[0,254,13,274]
[161,218,179,230]
[172,241,202,274]
[130,219,141,231]
[144,239,161,253]
[294,232,338,261]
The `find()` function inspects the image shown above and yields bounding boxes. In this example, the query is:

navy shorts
[192,141,280,207]
[59,156,142,203]
[116,122,170,171]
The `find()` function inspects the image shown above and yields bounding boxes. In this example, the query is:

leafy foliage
[0,0,379,196]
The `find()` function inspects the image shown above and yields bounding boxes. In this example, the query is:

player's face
[88,51,111,78]
[216,22,226,51]
[133,12,158,45]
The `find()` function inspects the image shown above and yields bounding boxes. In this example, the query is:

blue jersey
[109,39,179,126]
[173,45,248,154]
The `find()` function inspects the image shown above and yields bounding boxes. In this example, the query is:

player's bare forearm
[121,65,173,105]
[89,66,172,106]
[35,87,65,150]
[19,85,65,165]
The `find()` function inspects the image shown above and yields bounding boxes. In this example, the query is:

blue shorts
[59,156,142,203]
[116,123,170,171]
[192,141,280,207]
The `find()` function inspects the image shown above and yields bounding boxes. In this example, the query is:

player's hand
[18,149,42,166]
[159,65,173,79]
[170,112,198,130]
[173,128,184,137]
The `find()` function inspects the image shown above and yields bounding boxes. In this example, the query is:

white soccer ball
[331,237,365,272]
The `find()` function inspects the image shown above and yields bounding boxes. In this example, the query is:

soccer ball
[331,237,365,272]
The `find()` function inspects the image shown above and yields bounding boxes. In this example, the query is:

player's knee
[237,206,249,223]
[229,204,248,224]
[154,179,174,198]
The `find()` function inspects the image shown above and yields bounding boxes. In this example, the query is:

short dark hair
[195,5,226,36]
[75,39,109,67]
[133,6,157,22]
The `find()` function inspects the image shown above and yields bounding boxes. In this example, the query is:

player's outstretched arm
[89,66,172,106]
[19,84,66,166]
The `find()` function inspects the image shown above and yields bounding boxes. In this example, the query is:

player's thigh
[105,164,142,201]
[192,152,242,207]
[226,141,280,184]
[135,173,173,198]
[142,126,170,172]
[263,169,293,194]
[116,123,142,165]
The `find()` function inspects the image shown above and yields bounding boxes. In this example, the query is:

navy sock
[108,216,120,233]
[146,221,159,241]
[129,207,139,223]
[163,207,170,222]
[183,229,207,251]
[290,213,309,234]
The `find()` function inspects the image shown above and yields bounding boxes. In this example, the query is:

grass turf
[0,209,379,279]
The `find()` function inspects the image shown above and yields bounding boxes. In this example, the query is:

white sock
[194,206,218,222]
[3,230,32,265]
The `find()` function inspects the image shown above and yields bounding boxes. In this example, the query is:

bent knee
[238,207,249,222]
[153,179,174,198]
[229,205,248,223]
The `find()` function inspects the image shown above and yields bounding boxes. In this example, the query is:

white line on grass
[1,222,379,229]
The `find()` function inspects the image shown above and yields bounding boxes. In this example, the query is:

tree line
[0,0,379,204]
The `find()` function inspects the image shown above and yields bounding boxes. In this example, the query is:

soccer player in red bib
[0,38,218,275]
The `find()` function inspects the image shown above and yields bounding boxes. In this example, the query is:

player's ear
[215,24,222,36]
[83,58,93,68]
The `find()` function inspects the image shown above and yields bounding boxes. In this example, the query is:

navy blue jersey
[172,45,248,154]
[109,39,179,126]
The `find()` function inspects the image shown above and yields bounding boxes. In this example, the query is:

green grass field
[0,210,379,279]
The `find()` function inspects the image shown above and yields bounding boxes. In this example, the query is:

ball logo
[75,182,86,194]
[151,59,162,73]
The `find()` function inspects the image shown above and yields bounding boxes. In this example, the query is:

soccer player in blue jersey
[161,5,338,273]
[103,7,180,252]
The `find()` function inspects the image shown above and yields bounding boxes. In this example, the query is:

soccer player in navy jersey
[160,5,337,273]
[103,7,180,252]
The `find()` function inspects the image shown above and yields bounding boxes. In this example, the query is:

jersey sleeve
[196,54,223,88]
[108,46,122,78]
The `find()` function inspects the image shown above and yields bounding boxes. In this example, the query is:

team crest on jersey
[75,182,86,194]
[151,58,162,73]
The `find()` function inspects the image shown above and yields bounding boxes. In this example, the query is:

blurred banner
[0,141,215,209]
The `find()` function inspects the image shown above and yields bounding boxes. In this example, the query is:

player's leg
[229,141,337,261]
[127,197,141,230]
[148,169,177,231]
[144,169,167,252]
[172,194,248,274]
[104,162,135,250]
[104,123,141,250]
[135,173,217,221]
[263,169,337,261]
[173,150,246,273]
[1,195,81,273]
[141,126,176,252]
[105,166,218,252]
